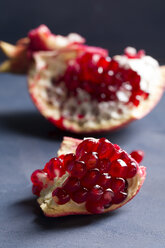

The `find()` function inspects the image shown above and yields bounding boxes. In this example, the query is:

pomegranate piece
[0,25,164,134]
[30,137,146,217]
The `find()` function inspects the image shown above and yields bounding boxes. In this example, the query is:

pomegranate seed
[98,159,111,173]
[31,169,47,186]
[81,169,100,188]
[119,151,130,164]
[100,189,114,207]
[109,159,128,178]
[109,177,126,193]
[52,187,70,205]
[76,139,98,159]
[63,177,80,193]
[87,185,103,201]
[32,185,42,196]
[70,161,87,178]
[44,158,63,179]
[97,138,114,159]
[71,187,88,203]
[127,161,137,178]
[97,173,111,188]
[114,144,120,150]
[130,150,144,163]
[112,191,127,204]
[86,200,104,214]
[63,153,76,172]
[82,152,99,169]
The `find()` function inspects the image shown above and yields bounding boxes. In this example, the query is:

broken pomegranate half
[31,137,146,217]
[0,25,165,133]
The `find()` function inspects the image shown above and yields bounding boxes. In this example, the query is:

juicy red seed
[112,191,127,204]
[109,159,128,178]
[98,159,111,173]
[31,169,46,186]
[100,189,114,207]
[63,177,80,193]
[110,149,122,162]
[76,139,98,159]
[127,161,137,178]
[86,200,104,214]
[114,144,120,151]
[97,173,111,188]
[52,187,70,205]
[71,187,88,203]
[82,152,98,169]
[58,154,65,161]
[44,158,63,179]
[119,151,130,164]
[32,185,42,196]
[70,161,87,178]
[97,138,114,159]
[97,57,110,70]
[63,153,76,172]
[81,169,100,189]
[130,150,144,163]
[109,177,126,193]
[87,185,103,201]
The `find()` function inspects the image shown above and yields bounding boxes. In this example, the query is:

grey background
[0,0,165,63]
[0,1,165,247]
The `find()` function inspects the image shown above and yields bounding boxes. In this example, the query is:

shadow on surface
[14,196,124,230]
[0,110,136,144]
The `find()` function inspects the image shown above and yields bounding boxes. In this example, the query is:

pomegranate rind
[38,137,146,217]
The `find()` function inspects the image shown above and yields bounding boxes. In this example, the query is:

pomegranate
[31,137,146,217]
[0,25,165,133]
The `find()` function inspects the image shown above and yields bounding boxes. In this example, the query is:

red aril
[130,150,144,163]
[52,187,70,205]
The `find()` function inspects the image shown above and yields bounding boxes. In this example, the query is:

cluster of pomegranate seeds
[57,50,149,107]
[31,138,144,214]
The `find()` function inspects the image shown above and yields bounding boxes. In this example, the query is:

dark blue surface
[0,74,165,248]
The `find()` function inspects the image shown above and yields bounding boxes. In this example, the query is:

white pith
[37,137,146,216]
[28,46,163,132]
